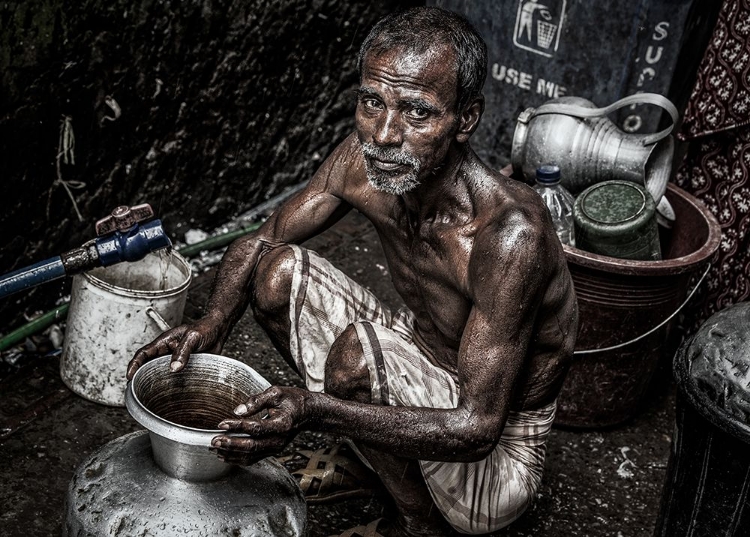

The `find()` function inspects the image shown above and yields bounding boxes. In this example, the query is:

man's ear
[456,96,484,143]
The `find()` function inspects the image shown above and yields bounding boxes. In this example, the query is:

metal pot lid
[580,181,647,224]
[574,180,657,239]
[673,302,750,444]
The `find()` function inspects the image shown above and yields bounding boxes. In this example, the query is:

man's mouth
[360,143,422,195]
[370,158,405,172]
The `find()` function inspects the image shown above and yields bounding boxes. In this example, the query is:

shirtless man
[128,7,577,536]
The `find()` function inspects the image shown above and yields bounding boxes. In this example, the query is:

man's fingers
[217,419,244,431]
[211,434,259,453]
[210,435,275,465]
[234,388,279,416]
[127,333,178,380]
[212,434,243,448]
[217,417,288,436]
[127,323,222,378]
[170,331,202,372]
[126,351,146,381]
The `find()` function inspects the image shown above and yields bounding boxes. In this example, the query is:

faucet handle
[95,203,155,236]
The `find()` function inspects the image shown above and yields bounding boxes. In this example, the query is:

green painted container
[573,180,662,261]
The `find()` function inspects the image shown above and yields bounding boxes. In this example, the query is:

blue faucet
[0,204,172,299]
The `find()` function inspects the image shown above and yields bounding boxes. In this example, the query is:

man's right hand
[126,316,227,380]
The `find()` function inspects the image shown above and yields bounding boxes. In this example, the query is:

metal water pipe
[0,204,171,300]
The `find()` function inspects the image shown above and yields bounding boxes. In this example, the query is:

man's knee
[251,244,296,317]
[325,324,371,403]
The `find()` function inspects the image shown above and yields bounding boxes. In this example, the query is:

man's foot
[278,443,383,504]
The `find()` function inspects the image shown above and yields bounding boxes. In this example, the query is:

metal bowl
[126,353,271,481]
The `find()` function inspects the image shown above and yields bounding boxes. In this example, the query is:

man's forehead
[361,43,458,97]
[363,43,458,78]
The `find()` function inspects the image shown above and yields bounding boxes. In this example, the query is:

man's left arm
[449,219,550,453]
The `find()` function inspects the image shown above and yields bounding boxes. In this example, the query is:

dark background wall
[0,0,421,326]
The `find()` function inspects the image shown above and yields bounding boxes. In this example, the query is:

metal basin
[126,353,270,481]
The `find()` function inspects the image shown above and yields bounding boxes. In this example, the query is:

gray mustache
[361,143,421,169]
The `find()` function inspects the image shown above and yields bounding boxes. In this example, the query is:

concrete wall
[0,0,420,323]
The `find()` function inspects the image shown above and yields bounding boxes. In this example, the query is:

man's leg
[324,325,456,537]
[250,245,454,534]
[252,243,395,394]
[249,244,299,373]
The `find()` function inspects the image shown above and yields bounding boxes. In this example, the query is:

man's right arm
[127,134,361,378]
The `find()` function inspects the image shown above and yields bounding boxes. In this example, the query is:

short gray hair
[357,7,487,111]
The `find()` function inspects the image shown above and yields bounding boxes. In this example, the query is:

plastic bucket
[556,183,721,428]
[60,251,191,406]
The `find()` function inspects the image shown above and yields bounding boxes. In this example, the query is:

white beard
[361,142,421,196]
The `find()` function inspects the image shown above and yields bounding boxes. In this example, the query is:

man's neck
[401,144,474,225]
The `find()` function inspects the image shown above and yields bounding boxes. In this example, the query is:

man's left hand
[211,386,309,465]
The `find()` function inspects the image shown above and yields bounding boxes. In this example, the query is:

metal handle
[573,262,711,355]
[531,92,679,145]
[145,307,171,331]
[96,203,155,236]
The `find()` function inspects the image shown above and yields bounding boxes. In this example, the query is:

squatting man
[129,7,578,536]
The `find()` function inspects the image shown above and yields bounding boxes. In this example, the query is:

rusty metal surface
[59,244,100,274]
[95,204,155,236]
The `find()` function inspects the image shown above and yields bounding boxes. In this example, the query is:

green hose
[175,222,262,258]
[0,221,263,352]
[0,303,70,352]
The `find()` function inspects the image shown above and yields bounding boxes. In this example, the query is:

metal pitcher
[511,93,679,222]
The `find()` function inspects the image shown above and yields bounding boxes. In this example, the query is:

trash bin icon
[537,20,558,48]
[655,302,750,536]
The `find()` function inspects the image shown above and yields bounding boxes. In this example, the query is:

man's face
[356,44,461,196]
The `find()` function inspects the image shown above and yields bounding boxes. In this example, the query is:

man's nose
[372,111,403,146]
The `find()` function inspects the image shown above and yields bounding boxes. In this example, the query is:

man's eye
[407,107,430,120]
[362,98,382,110]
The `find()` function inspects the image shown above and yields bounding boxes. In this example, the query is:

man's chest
[373,213,476,343]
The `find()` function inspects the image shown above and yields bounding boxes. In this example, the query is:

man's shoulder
[469,165,549,241]
[463,150,539,209]
[468,172,558,271]
[310,133,368,196]
[323,133,364,175]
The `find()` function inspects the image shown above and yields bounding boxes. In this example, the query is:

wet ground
[0,210,675,537]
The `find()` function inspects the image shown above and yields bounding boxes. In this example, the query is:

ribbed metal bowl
[126,353,271,481]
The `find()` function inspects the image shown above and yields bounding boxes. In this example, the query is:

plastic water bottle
[533,164,576,247]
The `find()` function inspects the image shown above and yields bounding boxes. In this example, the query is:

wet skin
[129,43,578,536]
